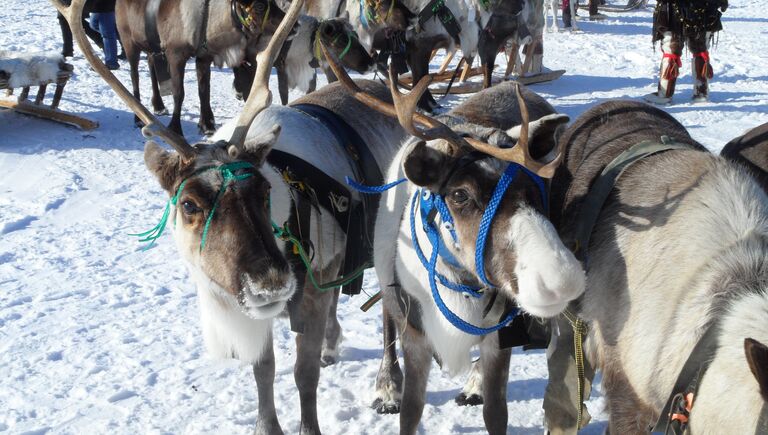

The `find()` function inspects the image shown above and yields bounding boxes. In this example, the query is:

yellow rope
[564,309,588,429]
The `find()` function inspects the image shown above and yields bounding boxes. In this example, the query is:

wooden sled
[398,66,485,85]
[429,70,566,95]
[0,54,98,130]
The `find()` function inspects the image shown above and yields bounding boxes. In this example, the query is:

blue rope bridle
[347,160,549,336]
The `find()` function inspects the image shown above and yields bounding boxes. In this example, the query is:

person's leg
[562,0,572,28]
[58,12,74,57]
[644,30,683,104]
[93,12,119,68]
[690,32,713,102]
[83,16,104,49]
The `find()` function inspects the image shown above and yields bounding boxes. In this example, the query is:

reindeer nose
[320,21,338,38]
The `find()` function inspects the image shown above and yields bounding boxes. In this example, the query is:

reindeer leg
[320,288,342,367]
[167,53,186,136]
[253,334,284,435]
[372,304,403,414]
[480,336,511,435]
[147,54,168,116]
[195,57,216,136]
[276,65,290,106]
[455,359,484,406]
[322,65,338,83]
[399,324,432,435]
[407,41,439,112]
[294,282,333,435]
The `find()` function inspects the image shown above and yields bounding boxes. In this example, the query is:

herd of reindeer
[53,0,768,434]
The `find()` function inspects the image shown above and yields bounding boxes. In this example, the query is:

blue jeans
[90,12,118,66]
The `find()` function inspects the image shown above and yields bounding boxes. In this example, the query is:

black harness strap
[651,322,721,434]
[291,103,384,296]
[572,137,692,265]
[144,0,171,85]
[418,0,462,43]
[196,0,213,56]
[285,197,312,334]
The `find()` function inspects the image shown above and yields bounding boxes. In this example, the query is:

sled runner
[0,51,98,130]
[559,0,647,12]
[429,69,566,95]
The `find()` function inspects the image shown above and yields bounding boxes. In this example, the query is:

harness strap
[144,0,172,85]
[563,309,588,429]
[266,149,352,231]
[651,323,721,433]
[285,196,311,334]
[418,0,462,42]
[572,137,691,265]
[197,0,213,55]
[291,103,384,295]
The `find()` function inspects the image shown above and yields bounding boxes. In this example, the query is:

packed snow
[1,0,767,433]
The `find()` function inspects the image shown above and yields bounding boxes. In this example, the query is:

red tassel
[662,52,682,79]
[693,52,714,79]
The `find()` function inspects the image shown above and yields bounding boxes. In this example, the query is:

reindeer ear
[744,338,768,402]
[144,140,182,193]
[402,140,451,189]
[506,113,570,159]
[243,124,282,165]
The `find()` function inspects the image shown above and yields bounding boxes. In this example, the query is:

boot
[692,51,713,103]
[644,52,681,104]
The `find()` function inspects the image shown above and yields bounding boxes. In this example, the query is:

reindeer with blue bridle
[323,48,585,432]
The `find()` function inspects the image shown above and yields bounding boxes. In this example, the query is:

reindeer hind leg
[372,304,404,414]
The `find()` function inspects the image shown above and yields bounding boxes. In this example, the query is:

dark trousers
[58,12,104,56]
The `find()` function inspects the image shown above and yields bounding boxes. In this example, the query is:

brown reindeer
[117,0,373,137]
[542,101,768,434]
[55,1,409,434]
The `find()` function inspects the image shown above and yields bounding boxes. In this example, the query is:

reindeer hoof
[198,124,216,136]
[320,355,336,367]
[371,398,401,414]
[153,108,169,116]
[454,392,483,406]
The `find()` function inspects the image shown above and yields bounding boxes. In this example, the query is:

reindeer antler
[228,0,305,152]
[320,41,564,178]
[49,0,196,162]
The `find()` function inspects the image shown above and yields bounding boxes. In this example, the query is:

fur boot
[644,51,681,104]
[692,51,714,103]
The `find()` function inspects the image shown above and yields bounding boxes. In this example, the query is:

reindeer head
[52,0,306,319]
[316,19,375,74]
[322,44,585,317]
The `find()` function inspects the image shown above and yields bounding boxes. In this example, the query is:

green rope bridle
[314,25,357,62]
[132,161,366,292]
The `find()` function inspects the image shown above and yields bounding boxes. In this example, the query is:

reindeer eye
[449,189,469,205]
[182,201,202,215]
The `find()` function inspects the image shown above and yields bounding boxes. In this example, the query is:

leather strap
[572,137,691,265]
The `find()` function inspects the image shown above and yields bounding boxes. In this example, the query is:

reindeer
[344,0,482,111]
[542,100,768,434]
[476,0,526,88]
[322,49,585,432]
[721,122,768,191]
[117,0,372,137]
[55,1,409,434]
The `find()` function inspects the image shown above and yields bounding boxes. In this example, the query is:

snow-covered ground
[1,0,766,433]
